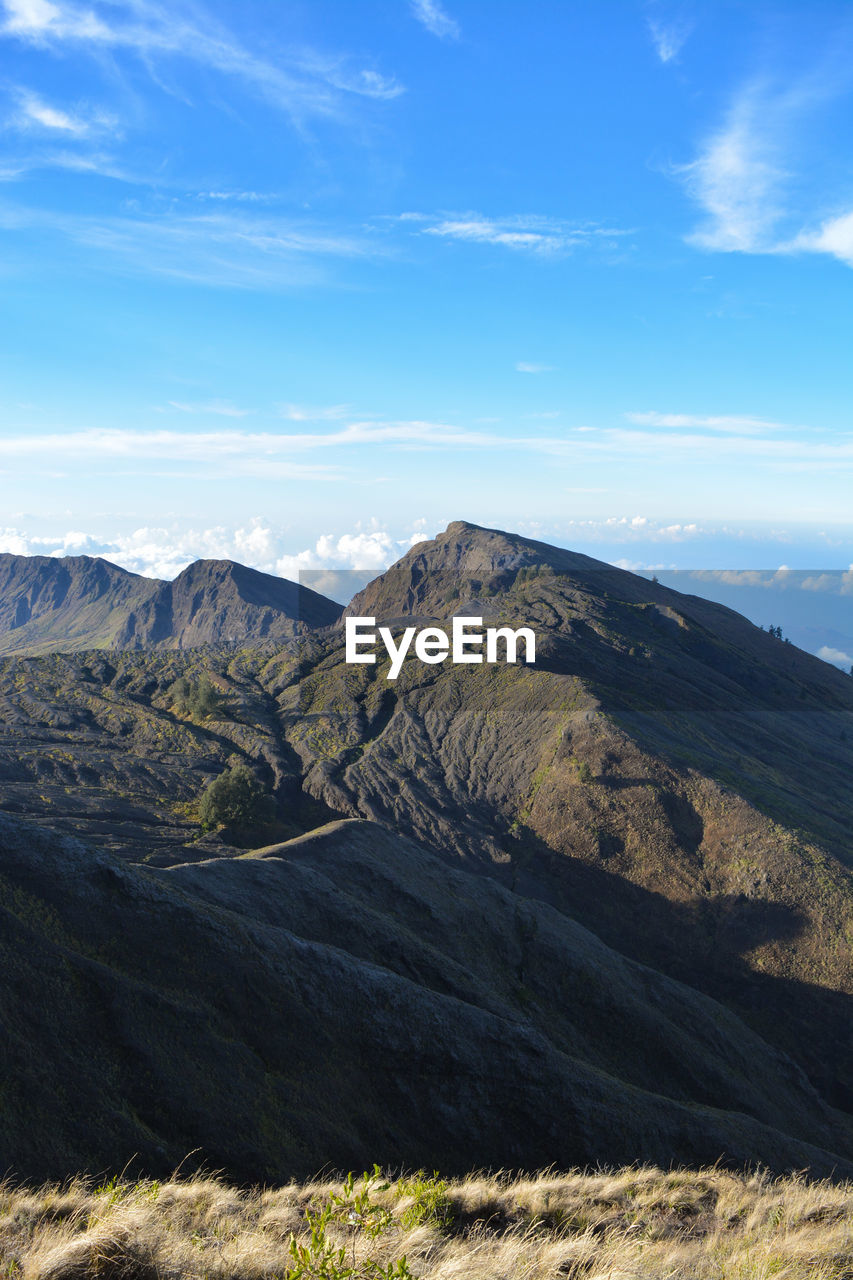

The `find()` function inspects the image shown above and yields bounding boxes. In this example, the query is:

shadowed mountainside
[0,554,340,655]
[1,812,849,1183]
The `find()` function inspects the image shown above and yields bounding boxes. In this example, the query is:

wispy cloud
[410,0,459,41]
[426,217,561,252]
[2,0,103,37]
[678,85,787,253]
[0,423,499,461]
[648,19,690,63]
[677,73,853,269]
[0,414,851,471]
[0,0,404,120]
[627,411,785,434]
[166,399,251,418]
[515,362,553,374]
[194,190,277,204]
[419,213,630,255]
[279,403,351,422]
[646,3,692,63]
[0,201,378,287]
[0,147,135,184]
[14,89,87,133]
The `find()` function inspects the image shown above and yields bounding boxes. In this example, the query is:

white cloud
[790,209,853,268]
[0,516,435,588]
[2,0,108,38]
[410,0,459,41]
[3,0,68,33]
[593,517,703,542]
[15,89,88,133]
[275,521,433,589]
[515,362,553,374]
[688,568,800,590]
[801,569,853,595]
[0,527,31,553]
[817,645,852,669]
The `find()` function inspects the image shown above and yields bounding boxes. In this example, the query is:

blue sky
[1,0,853,583]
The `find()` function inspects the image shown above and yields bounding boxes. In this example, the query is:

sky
[1,0,853,587]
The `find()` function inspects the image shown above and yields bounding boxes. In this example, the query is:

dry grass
[1,1164,852,1279]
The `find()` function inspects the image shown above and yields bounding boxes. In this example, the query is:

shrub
[198,764,274,833]
[288,1168,414,1279]
[397,1171,454,1232]
[574,758,593,784]
[168,675,229,722]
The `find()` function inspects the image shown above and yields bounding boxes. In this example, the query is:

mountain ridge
[0,553,341,654]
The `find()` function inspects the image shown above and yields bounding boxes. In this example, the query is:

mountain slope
[293,522,853,1108]
[1,812,849,1183]
[0,554,159,655]
[0,521,851,1174]
[114,558,341,647]
[0,554,341,654]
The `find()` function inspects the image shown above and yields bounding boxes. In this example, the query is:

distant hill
[0,554,341,654]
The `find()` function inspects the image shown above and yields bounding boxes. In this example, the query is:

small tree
[168,674,229,721]
[198,764,274,833]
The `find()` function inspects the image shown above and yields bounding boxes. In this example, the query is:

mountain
[113,558,341,646]
[0,554,341,654]
[1,812,849,1183]
[0,520,851,1180]
[0,553,160,654]
[305,522,853,1109]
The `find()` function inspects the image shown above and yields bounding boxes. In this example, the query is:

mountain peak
[346,519,628,620]
[418,520,619,575]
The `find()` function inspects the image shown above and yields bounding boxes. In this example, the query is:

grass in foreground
[2,1164,852,1279]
